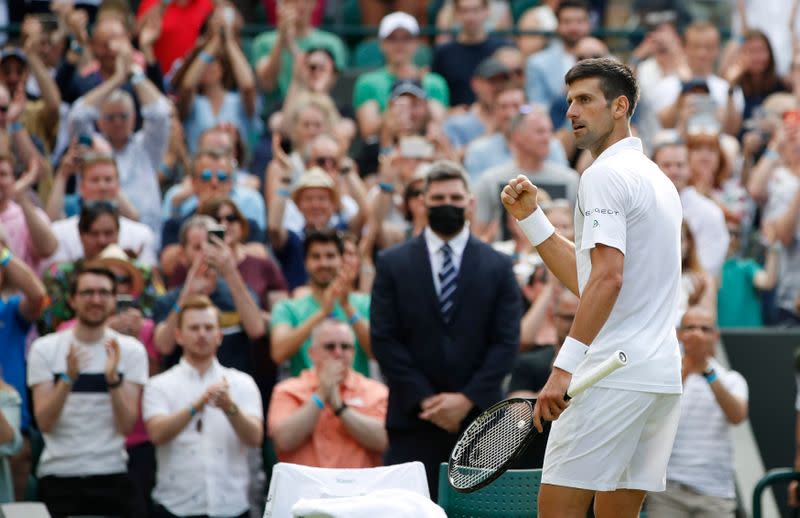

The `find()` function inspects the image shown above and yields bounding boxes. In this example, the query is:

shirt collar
[424,224,470,257]
[178,357,222,380]
[594,137,643,164]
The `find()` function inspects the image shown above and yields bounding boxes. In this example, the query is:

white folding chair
[0,502,51,518]
[263,462,430,518]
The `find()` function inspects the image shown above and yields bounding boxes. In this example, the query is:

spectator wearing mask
[653,138,729,277]
[353,12,449,139]
[463,84,568,179]
[67,38,170,235]
[28,266,148,518]
[474,107,579,242]
[524,0,591,110]
[47,159,158,268]
[153,216,265,375]
[269,319,387,467]
[652,22,744,135]
[0,154,57,271]
[252,0,347,104]
[144,295,262,518]
[647,306,747,518]
[431,0,508,108]
[271,229,371,376]
[175,6,259,154]
[371,161,521,498]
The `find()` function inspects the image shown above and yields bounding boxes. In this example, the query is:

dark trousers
[152,504,248,518]
[128,442,156,517]
[38,472,132,518]
[385,424,460,502]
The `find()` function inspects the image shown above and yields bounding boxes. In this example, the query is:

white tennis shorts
[541,386,681,492]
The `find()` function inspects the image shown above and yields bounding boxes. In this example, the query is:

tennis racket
[448,350,628,493]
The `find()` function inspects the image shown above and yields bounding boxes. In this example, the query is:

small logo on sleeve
[593,219,599,228]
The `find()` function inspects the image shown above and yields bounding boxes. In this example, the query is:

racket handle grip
[564,350,628,400]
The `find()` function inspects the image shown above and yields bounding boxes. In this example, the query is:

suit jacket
[370,232,521,430]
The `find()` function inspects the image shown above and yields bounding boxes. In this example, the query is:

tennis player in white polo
[501,58,683,517]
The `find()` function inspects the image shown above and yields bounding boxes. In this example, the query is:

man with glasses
[353,12,449,139]
[646,306,748,517]
[144,295,263,518]
[28,266,148,518]
[268,318,387,468]
[67,35,170,235]
[431,0,509,108]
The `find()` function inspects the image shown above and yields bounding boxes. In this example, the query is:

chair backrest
[437,463,541,518]
[0,503,51,518]
[264,461,430,518]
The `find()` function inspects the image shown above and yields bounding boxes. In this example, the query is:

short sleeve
[234,373,263,420]
[142,377,170,421]
[27,339,54,387]
[270,299,295,330]
[723,370,748,402]
[122,338,149,386]
[423,73,450,107]
[577,167,629,254]
[353,74,377,110]
[267,382,302,437]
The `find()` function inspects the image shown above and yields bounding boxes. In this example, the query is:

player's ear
[613,95,629,120]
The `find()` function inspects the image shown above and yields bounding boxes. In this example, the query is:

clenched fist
[501,175,540,221]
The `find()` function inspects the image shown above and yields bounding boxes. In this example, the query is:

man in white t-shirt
[144,294,263,518]
[501,57,683,517]
[28,266,148,518]
[647,306,748,517]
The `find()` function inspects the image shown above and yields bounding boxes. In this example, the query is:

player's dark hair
[304,229,344,259]
[565,58,639,117]
[556,0,590,20]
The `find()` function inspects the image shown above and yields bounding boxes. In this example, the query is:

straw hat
[291,167,340,206]
[85,244,145,296]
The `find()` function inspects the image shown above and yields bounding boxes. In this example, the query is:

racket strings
[449,401,533,490]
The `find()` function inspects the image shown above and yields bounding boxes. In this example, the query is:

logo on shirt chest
[585,208,620,216]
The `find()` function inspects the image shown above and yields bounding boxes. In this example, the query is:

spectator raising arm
[14,159,58,260]
[267,135,293,251]
[22,16,61,129]
[255,1,299,93]
[104,338,142,435]
[30,343,80,433]
[0,243,46,321]
[221,15,256,117]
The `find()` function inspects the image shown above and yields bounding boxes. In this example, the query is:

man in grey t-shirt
[474,107,578,241]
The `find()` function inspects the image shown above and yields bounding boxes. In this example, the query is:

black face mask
[427,204,466,236]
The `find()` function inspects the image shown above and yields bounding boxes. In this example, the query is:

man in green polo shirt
[270,229,371,377]
[353,12,450,138]
[252,0,348,104]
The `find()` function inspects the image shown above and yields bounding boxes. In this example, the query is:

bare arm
[1,251,46,321]
[213,239,266,340]
[534,234,580,297]
[224,407,263,447]
[266,168,291,250]
[772,190,800,246]
[746,147,781,204]
[356,102,383,140]
[108,383,141,435]
[567,245,623,345]
[338,407,387,452]
[24,33,61,127]
[153,310,180,356]
[146,393,209,445]
[342,302,371,358]
[519,281,556,348]
[270,314,327,363]
[270,395,322,452]
[18,190,58,260]
[32,381,73,433]
[722,90,743,136]
[177,37,221,119]
[754,244,780,290]
[223,30,257,117]
[709,377,748,424]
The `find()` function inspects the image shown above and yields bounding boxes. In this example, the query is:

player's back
[573,137,683,395]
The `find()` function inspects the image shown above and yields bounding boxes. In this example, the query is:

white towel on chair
[290,488,447,518]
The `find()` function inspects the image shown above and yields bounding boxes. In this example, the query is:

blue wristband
[131,71,146,86]
[348,313,361,326]
[59,372,73,386]
[379,182,395,193]
[199,51,215,64]
[705,370,718,384]
[172,302,182,315]
[277,188,291,198]
[189,404,198,417]
[8,121,22,135]
[310,393,324,409]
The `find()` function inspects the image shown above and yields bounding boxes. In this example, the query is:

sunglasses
[115,274,133,284]
[199,170,230,183]
[406,189,423,199]
[315,156,337,168]
[216,213,239,224]
[0,105,8,113]
[103,112,130,122]
[321,342,354,352]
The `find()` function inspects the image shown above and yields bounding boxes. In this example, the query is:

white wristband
[518,207,555,246]
[553,336,589,374]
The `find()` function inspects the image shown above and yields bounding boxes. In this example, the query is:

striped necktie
[439,243,458,322]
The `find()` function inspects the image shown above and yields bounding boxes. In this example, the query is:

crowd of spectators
[0,0,795,515]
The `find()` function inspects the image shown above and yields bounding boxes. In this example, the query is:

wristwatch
[334,402,348,417]
[224,403,239,417]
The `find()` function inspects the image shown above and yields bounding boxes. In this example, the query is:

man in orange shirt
[268,319,388,467]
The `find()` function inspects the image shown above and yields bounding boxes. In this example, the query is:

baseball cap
[378,12,420,39]
[390,79,427,101]
[0,48,27,66]
[474,57,510,79]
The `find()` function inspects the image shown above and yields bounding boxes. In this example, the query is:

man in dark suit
[370,160,521,498]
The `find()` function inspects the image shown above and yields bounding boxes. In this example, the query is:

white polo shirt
[143,358,262,517]
[573,137,683,394]
[27,329,148,477]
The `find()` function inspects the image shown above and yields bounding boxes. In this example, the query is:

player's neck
[589,125,632,158]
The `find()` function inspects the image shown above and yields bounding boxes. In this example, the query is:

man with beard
[28,266,148,518]
[271,229,371,378]
[370,160,521,498]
